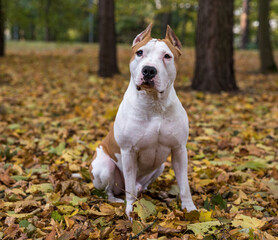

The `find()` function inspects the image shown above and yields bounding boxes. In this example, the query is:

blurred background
[0,2,278,239]
[1,0,278,48]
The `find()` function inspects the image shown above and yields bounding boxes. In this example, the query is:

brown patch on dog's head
[130,24,182,70]
[130,23,153,63]
[165,25,182,54]
[161,25,182,71]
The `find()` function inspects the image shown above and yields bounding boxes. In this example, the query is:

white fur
[91,39,196,219]
[130,39,176,93]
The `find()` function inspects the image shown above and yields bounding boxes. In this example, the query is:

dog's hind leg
[90,146,124,203]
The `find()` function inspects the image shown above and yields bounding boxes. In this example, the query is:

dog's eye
[136,50,143,57]
[164,54,172,59]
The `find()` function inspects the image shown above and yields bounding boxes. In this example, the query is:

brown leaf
[45,228,56,240]
[184,210,200,221]
[55,180,90,197]
[272,166,278,180]
[157,225,182,234]
[0,166,15,186]
[115,220,132,232]
[14,200,39,213]
[58,231,74,240]
[3,224,20,239]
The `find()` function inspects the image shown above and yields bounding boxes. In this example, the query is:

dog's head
[130,23,182,94]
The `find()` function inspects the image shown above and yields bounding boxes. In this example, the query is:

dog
[89,24,196,219]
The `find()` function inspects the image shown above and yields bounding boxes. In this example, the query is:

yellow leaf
[64,216,75,229]
[197,179,215,187]
[233,197,241,205]
[232,214,266,229]
[203,128,216,135]
[26,183,53,194]
[89,228,101,239]
[132,220,144,235]
[57,205,76,214]
[238,190,248,200]
[6,208,41,219]
[104,107,118,120]
[69,163,80,172]
[89,209,114,216]
[230,205,239,214]
[199,210,214,222]
[88,141,101,151]
[195,136,216,142]
[10,188,27,196]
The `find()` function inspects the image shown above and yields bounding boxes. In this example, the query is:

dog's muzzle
[142,66,157,81]
[136,66,157,91]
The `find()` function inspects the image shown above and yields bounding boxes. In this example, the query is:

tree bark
[258,0,277,73]
[161,12,171,39]
[240,0,250,49]
[0,0,5,57]
[45,0,51,41]
[192,0,238,93]
[98,0,119,77]
[88,0,94,43]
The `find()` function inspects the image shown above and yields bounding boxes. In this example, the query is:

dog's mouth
[136,78,154,90]
[136,79,164,94]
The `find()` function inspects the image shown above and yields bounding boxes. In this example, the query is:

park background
[0,0,278,240]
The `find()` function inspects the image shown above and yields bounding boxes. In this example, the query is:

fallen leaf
[133,198,156,222]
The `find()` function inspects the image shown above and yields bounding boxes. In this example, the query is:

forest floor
[0,41,278,240]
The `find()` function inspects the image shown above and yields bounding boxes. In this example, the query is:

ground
[0,42,277,240]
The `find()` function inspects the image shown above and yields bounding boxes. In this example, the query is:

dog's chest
[132,117,172,171]
[116,114,183,172]
[134,116,177,150]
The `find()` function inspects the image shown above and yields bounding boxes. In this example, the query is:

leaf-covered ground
[0,42,278,240]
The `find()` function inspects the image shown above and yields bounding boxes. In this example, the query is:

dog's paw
[125,204,133,221]
[182,200,197,212]
[107,193,125,203]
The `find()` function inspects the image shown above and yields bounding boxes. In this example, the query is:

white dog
[90,24,196,218]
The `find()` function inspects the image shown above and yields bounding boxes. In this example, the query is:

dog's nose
[142,66,157,80]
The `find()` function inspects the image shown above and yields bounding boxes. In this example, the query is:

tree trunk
[45,0,51,42]
[258,0,277,73]
[240,0,250,49]
[161,12,171,39]
[0,0,4,57]
[192,0,238,93]
[98,0,119,77]
[88,0,94,43]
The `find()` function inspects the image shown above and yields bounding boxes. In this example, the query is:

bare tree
[192,0,238,92]
[240,0,250,49]
[258,0,277,73]
[98,0,119,77]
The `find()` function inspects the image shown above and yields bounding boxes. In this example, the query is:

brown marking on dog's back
[101,123,120,162]
[89,123,120,181]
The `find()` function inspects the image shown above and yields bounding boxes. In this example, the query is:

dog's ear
[132,23,153,47]
[165,25,182,53]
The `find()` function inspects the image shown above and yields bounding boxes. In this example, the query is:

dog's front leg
[121,149,137,219]
[172,146,196,212]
